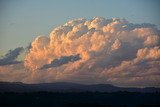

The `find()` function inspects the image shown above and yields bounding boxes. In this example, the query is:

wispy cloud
[0,47,24,66]
[40,54,81,69]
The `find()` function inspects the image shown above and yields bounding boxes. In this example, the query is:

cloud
[0,63,28,82]
[40,54,81,69]
[1,17,160,87]
[0,47,24,66]
[25,43,32,52]
[136,46,160,60]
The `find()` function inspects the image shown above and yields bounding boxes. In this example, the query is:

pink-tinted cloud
[0,17,160,87]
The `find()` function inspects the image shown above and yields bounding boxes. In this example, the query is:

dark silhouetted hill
[0,81,159,93]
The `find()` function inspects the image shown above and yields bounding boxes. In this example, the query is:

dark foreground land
[0,92,160,107]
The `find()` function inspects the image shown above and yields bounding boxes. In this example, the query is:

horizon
[0,81,159,88]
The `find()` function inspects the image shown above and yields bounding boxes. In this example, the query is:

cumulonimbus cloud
[0,17,160,87]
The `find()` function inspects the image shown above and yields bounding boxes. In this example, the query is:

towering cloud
[0,17,160,87]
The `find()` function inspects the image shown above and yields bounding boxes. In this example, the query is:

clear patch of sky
[0,0,160,54]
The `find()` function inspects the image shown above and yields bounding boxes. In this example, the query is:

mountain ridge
[0,81,159,93]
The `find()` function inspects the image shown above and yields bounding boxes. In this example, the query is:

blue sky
[0,0,160,54]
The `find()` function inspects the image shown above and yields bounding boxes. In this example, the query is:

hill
[0,82,159,93]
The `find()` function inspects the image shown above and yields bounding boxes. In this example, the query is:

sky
[0,0,160,53]
[0,0,160,87]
